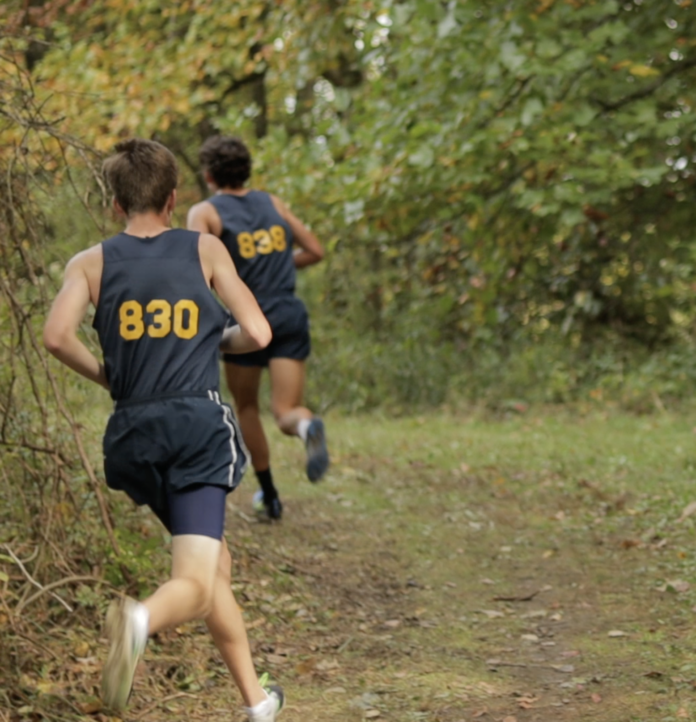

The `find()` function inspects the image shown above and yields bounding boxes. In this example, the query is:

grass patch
[6,405,696,721]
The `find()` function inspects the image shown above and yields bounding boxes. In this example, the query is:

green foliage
[8,0,696,408]
[306,311,696,414]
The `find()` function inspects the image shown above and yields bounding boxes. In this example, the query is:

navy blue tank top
[207,191,295,297]
[93,229,227,401]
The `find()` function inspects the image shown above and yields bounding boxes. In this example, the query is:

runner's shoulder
[188,198,218,218]
[266,192,290,220]
[67,243,103,271]
[197,231,228,258]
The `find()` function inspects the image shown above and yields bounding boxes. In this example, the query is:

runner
[188,135,329,520]
[43,138,283,721]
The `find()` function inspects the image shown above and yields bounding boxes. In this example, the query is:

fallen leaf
[591,693,602,703]
[265,653,288,665]
[79,699,102,714]
[677,708,689,719]
[518,695,538,709]
[480,609,505,619]
[365,710,381,718]
[678,501,696,522]
[294,659,316,675]
[607,630,627,638]
[36,681,59,695]
[492,590,540,602]
[521,633,539,642]
[503,716,517,722]
[418,619,438,628]
[666,580,690,593]
[384,619,401,628]
[520,609,547,619]
[472,709,488,719]
[73,641,90,657]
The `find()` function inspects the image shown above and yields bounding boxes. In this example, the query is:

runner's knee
[272,408,296,435]
[181,574,215,618]
[271,404,287,426]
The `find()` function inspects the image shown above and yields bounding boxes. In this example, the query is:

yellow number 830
[119,299,199,341]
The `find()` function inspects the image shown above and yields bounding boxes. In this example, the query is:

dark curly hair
[199,136,252,189]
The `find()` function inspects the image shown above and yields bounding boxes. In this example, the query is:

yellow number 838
[237,224,287,259]
[119,299,199,341]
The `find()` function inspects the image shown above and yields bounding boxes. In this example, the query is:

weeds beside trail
[5,409,696,722]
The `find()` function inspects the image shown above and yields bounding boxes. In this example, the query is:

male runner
[43,138,282,721]
[188,135,329,521]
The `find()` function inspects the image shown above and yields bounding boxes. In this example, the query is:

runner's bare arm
[43,253,109,389]
[187,201,222,237]
[198,234,272,354]
[270,195,324,269]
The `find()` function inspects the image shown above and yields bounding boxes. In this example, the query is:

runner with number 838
[237,225,287,259]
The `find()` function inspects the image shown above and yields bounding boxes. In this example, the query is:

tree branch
[593,55,696,112]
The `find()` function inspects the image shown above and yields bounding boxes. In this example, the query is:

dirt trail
[9,415,696,722]
[167,441,691,722]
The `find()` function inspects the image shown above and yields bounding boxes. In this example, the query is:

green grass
[7,405,696,721]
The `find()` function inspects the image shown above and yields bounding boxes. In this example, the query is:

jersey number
[119,300,199,341]
[237,225,287,259]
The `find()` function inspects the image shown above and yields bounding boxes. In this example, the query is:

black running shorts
[103,393,248,537]
[222,295,310,367]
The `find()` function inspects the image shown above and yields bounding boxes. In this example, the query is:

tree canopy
[4,0,696,346]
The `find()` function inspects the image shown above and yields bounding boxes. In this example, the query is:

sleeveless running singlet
[93,229,227,401]
[207,191,295,297]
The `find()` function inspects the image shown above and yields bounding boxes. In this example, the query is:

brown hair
[199,136,251,189]
[102,139,178,215]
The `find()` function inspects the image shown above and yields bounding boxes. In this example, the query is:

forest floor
[8,408,696,722]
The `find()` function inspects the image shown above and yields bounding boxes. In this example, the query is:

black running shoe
[252,491,283,520]
[305,417,329,482]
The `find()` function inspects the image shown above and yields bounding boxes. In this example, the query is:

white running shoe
[246,674,285,722]
[101,597,148,711]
